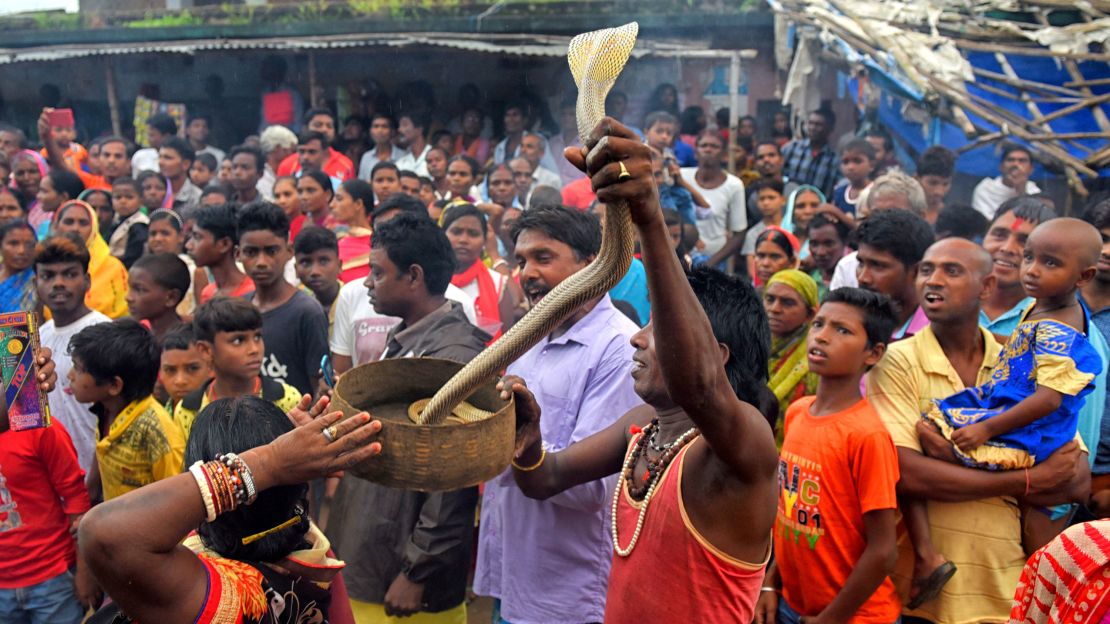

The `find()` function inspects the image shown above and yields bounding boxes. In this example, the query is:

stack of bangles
[190,453,258,522]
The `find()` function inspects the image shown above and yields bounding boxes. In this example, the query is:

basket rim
[331,356,513,431]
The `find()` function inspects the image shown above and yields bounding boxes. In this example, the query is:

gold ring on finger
[322,425,338,443]
[618,161,631,180]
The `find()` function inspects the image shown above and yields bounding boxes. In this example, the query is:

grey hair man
[859,170,928,219]
[520,132,563,190]
[831,171,930,289]
[257,125,299,200]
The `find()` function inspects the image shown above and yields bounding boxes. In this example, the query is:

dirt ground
[468,595,494,622]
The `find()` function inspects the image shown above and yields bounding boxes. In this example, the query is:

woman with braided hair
[82,396,381,623]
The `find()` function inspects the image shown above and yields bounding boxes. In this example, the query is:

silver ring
[322,425,337,443]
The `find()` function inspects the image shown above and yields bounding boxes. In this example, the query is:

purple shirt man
[474,294,642,623]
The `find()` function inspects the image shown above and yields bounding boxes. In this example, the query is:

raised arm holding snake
[500,117,780,621]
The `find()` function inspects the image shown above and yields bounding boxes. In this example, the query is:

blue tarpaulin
[849,51,1110,180]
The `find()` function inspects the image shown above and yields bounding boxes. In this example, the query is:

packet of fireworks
[0,312,51,431]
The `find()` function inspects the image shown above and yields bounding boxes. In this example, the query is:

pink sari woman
[10,150,49,230]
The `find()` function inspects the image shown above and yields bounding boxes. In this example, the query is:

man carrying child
[905,219,1103,596]
[867,237,1091,623]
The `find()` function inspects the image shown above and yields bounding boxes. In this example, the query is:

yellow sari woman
[764,269,820,447]
[54,200,128,318]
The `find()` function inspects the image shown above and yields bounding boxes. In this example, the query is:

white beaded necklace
[611,425,699,557]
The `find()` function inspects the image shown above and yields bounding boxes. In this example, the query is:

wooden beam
[105,60,121,137]
[931,77,1098,177]
[1036,91,1110,125]
[1087,144,1110,169]
[1027,132,1110,141]
[1066,77,1110,88]
[956,39,1110,62]
[971,67,1084,98]
[1061,58,1110,134]
[954,131,1002,154]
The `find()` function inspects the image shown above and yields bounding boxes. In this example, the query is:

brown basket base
[330,357,514,491]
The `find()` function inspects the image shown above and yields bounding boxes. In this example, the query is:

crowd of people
[1,74,1110,624]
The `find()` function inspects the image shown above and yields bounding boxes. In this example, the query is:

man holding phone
[39,109,88,174]
[38,109,127,192]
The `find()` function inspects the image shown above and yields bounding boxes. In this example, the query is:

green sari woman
[764,269,820,447]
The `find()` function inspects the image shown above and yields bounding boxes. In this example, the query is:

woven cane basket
[330,357,515,491]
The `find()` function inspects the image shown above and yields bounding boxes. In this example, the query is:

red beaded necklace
[612,419,700,557]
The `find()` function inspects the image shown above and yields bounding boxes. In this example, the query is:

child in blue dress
[905,218,1104,609]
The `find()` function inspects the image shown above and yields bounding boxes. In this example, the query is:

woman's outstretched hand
[287,393,331,427]
[246,410,382,490]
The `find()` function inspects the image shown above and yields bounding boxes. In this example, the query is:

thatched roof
[768,0,1110,192]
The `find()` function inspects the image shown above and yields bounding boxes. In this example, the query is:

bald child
[925,217,1103,458]
[909,218,1104,598]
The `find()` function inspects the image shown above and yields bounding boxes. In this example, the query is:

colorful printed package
[0,312,50,431]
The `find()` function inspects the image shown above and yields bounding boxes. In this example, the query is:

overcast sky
[0,0,78,16]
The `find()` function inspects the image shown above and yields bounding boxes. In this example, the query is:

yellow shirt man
[866,325,1017,624]
[96,395,185,501]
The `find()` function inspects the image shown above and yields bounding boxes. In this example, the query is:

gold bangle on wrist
[512,448,547,472]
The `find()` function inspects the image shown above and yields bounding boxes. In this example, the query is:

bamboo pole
[971,67,1084,98]
[950,105,977,137]
[1036,92,1110,125]
[308,51,319,108]
[954,131,1002,154]
[1062,58,1110,134]
[1066,77,1110,88]
[727,51,740,173]
[105,60,121,137]
[1087,145,1110,169]
[955,39,1110,62]
[1028,132,1110,141]
[931,77,1098,177]
[971,81,1028,103]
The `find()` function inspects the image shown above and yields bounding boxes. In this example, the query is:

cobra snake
[414,23,641,426]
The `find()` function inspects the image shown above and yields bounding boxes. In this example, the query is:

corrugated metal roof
[0,30,730,64]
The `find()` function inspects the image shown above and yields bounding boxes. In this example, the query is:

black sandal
[907,561,957,610]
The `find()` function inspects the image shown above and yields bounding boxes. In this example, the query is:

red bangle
[1024,468,1031,497]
